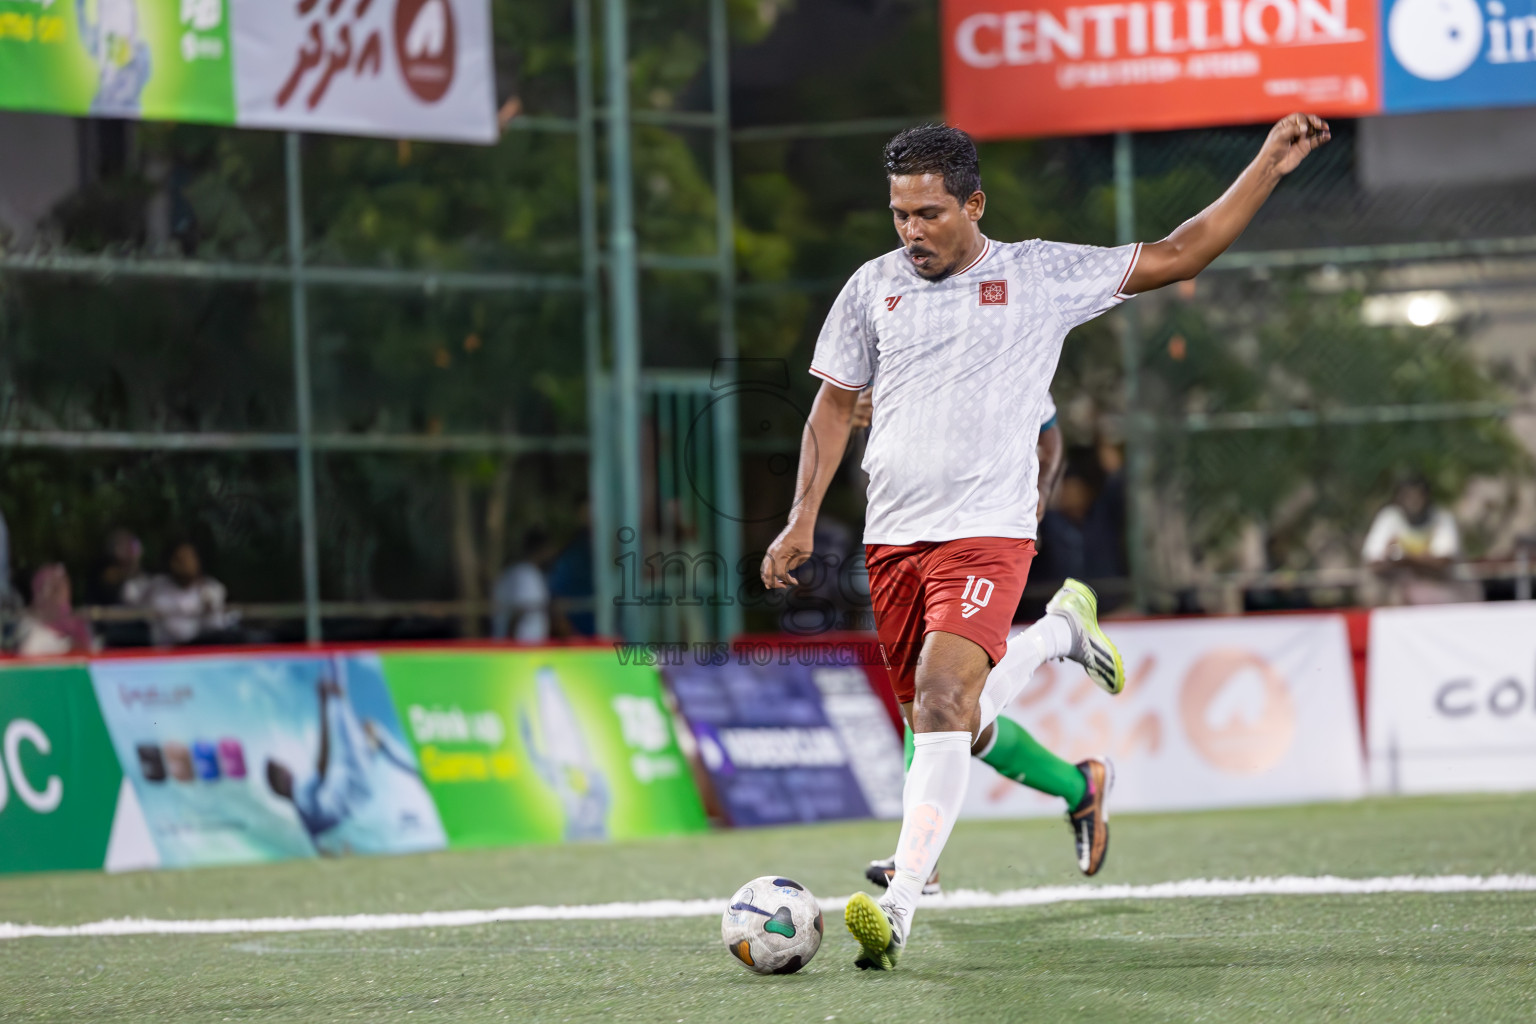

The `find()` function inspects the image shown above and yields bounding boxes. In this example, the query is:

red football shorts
[865,537,1036,704]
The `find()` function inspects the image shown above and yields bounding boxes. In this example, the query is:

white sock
[975,615,1073,733]
[882,731,972,936]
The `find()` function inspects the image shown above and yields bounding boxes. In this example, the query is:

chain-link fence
[3,0,1534,648]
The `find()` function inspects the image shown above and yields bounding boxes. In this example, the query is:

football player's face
[889,174,985,281]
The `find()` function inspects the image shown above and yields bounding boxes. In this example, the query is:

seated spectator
[85,528,153,647]
[142,541,236,646]
[548,504,596,637]
[17,564,95,656]
[491,527,552,642]
[1362,475,1477,605]
[85,528,151,606]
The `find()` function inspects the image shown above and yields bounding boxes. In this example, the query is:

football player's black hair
[883,124,981,207]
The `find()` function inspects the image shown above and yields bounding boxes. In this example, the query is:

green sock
[979,717,1086,807]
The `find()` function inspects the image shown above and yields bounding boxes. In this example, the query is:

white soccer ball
[720,875,823,975]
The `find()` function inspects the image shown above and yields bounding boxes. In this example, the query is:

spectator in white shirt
[491,528,552,642]
[1362,476,1473,605]
[142,541,234,645]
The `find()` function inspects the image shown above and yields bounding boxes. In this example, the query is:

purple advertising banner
[664,662,904,827]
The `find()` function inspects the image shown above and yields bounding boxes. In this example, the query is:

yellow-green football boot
[1045,578,1125,695]
[845,892,905,971]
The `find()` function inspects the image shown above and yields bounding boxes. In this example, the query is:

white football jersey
[811,236,1140,545]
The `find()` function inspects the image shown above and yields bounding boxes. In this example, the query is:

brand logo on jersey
[885,296,903,312]
[979,281,1008,306]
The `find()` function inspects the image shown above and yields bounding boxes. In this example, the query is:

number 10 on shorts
[961,575,993,619]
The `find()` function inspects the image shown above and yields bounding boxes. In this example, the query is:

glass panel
[1138,256,1536,605]
[1136,122,1536,252]
[0,449,301,618]
[301,130,584,274]
[313,452,591,637]
[306,286,586,436]
[0,113,286,262]
[0,274,292,432]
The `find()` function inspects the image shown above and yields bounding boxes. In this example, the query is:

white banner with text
[964,615,1366,818]
[1368,604,1536,795]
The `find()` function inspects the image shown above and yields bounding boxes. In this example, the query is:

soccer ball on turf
[720,875,823,975]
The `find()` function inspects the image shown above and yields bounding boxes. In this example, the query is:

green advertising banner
[380,650,707,848]
[0,663,123,873]
[0,0,234,122]
[0,0,497,141]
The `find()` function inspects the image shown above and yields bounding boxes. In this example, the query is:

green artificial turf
[1,794,1532,1023]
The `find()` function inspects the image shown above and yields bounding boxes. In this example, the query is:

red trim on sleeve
[810,366,869,391]
[1115,242,1144,298]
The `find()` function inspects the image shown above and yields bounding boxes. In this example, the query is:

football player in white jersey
[760,113,1330,970]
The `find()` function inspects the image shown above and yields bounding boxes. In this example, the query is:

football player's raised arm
[1124,114,1330,295]
[761,381,860,589]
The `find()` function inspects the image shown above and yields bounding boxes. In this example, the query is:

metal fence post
[603,0,646,641]
[284,132,323,643]
[575,0,617,638]
[709,0,743,640]
[1114,131,1149,612]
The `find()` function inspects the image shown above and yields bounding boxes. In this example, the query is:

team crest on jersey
[979,281,1008,306]
[885,296,903,312]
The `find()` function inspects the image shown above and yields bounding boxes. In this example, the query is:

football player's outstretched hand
[1263,113,1331,177]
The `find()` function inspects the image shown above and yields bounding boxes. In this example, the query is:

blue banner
[665,662,903,828]
[90,653,446,868]
[1382,0,1536,113]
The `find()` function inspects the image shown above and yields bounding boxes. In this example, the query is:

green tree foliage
[0,0,1527,618]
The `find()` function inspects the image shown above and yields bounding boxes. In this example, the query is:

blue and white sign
[1382,0,1536,112]
[664,662,902,827]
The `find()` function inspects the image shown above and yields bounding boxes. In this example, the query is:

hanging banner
[1367,603,1536,795]
[0,664,124,874]
[89,653,447,869]
[942,0,1383,137]
[965,615,1366,817]
[0,0,496,143]
[1380,0,1536,114]
[665,661,905,827]
[380,650,709,848]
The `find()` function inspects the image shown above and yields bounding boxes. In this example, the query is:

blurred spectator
[142,540,236,645]
[1035,451,1129,587]
[85,527,150,606]
[1363,476,1477,605]
[17,564,95,656]
[780,515,858,635]
[85,527,154,647]
[548,504,596,637]
[491,527,553,642]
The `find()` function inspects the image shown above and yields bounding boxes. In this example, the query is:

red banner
[943,0,1382,138]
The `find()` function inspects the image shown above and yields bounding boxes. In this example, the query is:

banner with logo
[0,0,495,142]
[944,0,1536,136]
[381,650,708,847]
[0,664,124,873]
[89,653,447,869]
[1367,604,1536,794]
[943,0,1382,137]
[1381,0,1536,113]
[665,662,905,827]
[965,615,1366,817]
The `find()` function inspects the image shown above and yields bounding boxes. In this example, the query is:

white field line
[2,874,1534,941]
